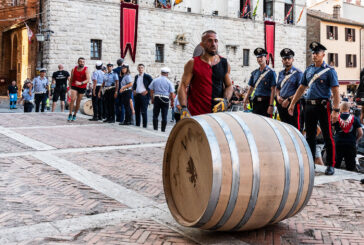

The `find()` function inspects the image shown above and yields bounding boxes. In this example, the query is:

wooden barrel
[79,99,93,116]
[163,112,314,231]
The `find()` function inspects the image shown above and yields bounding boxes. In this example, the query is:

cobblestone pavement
[0,112,363,244]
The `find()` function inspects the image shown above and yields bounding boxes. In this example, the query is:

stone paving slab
[233,179,364,245]
[0,155,127,229]
[58,147,166,203]
[14,125,166,149]
[0,133,32,153]
[0,113,98,128]
[9,220,197,245]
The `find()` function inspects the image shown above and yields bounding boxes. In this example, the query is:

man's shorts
[53,86,67,102]
[71,86,86,94]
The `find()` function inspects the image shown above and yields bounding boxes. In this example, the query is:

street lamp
[35,33,45,42]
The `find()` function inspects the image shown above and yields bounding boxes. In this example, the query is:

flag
[253,0,260,17]
[174,0,183,6]
[25,23,33,43]
[241,0,251,18]
[158,0,170,8]
[284,5,293,20]
[297,7,305,24]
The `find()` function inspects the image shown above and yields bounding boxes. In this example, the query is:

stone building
[40,0,307,86]
[0,0,39,95]
[307,8,364,95]
[308,0,364,70]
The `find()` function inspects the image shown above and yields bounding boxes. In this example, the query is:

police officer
[149,67,175,132]
[288,42,340,175]
[276,48,303,130]
[99,63,119,123]
[89,61,104,121]
[243,48,276,117]
[33,68,50,112]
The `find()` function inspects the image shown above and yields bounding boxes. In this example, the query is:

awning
[339,80,359,85]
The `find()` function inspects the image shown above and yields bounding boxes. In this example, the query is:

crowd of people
[5,29,364,181]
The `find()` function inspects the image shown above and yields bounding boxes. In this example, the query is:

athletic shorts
[71,86,86,94]
[53,86,67,102]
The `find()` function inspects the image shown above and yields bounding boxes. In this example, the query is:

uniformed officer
[149,67,175,132]
[288,41,340,175]
[276,48,303,130]
[243,48,276,117]
[32,68,50,112]
[98,63,119,123]
[90,61,104,121]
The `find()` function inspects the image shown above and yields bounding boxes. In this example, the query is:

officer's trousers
[120,90,132,124]
[34,93,47,112]
[252,96,270,117]
[153,96,169,132]
[305,101,336,167]
[335,144,356,171]
[104,88,115,122]
[277,102,301,130]
[92,86,102,120]
[24,102,33,113]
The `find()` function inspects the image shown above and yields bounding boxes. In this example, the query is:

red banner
[121,3,139,62]
[265,21,275,67]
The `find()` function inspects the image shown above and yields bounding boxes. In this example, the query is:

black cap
[254,48,268,57]
[106,63,114,67]
[122,63,129,68]
[309,42,327,53]
[280,48,295,58]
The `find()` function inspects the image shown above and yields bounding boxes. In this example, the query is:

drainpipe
[39,0,43,69]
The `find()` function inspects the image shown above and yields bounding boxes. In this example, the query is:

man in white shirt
[132,64,153,128]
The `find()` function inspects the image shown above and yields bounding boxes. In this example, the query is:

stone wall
[43,0,307,86]
[306,14,321,66]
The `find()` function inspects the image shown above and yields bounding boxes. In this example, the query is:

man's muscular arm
[177,59,194,107]
[223,63,233,100]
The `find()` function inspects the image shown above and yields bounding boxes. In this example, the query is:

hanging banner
[121,3,139,62]
[265,21,275,67]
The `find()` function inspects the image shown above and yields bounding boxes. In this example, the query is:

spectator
[7,80,18,109]
[334,102,363,172]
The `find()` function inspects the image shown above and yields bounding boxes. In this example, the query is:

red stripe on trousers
[326,101,336,167]
[296,103,301,131]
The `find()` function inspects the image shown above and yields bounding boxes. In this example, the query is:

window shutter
[345,28,348,41]
[346,55,349,67]
[353,29,356,42]
[327,26,330,39]
[335,53,338,67]
[335,27,338,40]
[354,55,357,67]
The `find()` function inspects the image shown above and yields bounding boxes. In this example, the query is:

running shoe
[72,115,77,121]
[67,114,72,122]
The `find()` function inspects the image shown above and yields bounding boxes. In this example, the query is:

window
[187,7,191,12]
[240,0,252,19]
[11,0,22,6]
[264,0,274,20]
[90,40,102,60]
[284,0,294,24]
[328,53,338,67]
[345,28,356,42]
[243,49,250,66]
[346,54,357,68]
[122,0,138,3]
[155,0,171,8]
[155,44,164,63]
[326,25,338,40]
